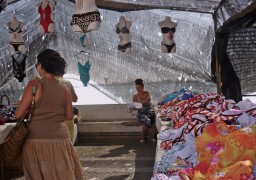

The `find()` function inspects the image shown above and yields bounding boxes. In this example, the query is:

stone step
[75,104,136,122]
[81,118,137,122]
[77,121,143,133]
[80,159,155,169]
[77,132,154,145]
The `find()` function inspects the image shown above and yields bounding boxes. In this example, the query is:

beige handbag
[3,79,39,162]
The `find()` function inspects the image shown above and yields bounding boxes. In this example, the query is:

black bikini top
[161,27,176,34]
[116,21,130,34]
[9,22,23,33]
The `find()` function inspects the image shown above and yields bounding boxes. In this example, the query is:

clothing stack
[152,92,256,180]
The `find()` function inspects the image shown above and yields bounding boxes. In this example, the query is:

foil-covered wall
[0,0,217,103]
[216,0,253,27]
[97,0,221,13]
[227,27,256,94]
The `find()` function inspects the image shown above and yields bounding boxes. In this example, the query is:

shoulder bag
[2,79,39,162]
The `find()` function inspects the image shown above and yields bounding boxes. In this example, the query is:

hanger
[75,50,90,56]
[75,51,91,63]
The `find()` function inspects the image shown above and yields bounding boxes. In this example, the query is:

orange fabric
[180,122,256,179]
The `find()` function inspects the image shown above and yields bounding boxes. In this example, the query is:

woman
[133,79,158,144]
[56,62,79,144]
[15,49,84,180]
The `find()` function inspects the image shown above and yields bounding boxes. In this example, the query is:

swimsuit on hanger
[161,27,176,53]
[116,21,131,52]
[8,22,24,52]
[10,42,24,52]
[161,42,176,53]
[38,2,54,33]
[12,54,27,82]
[78,61,91,86]
[161,27,176,34]
[116,21,130,34]
[71,10,101,33]
[8,22,23,33]
[118,42,131,53]
[0,0,7,13]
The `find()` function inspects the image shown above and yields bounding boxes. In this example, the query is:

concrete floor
[7,143,156,180]
[77,143,156,180]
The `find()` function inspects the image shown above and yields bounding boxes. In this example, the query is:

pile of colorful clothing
[159,88,194,106]
[0,96,18,124]
[152,91,256,180]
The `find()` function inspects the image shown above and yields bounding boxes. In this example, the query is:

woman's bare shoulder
[144,91,150,95]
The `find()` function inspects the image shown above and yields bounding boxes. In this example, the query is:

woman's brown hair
[135,79,144,87]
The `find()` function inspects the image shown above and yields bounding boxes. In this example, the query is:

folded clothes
[127,102,142,109]
[236,99,256,111]
[153,91,256,180]
[160,88,193,105]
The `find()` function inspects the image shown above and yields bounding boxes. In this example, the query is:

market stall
[152,89,256,179]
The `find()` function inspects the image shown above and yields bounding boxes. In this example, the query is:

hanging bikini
[38,2,54,33]
[161,27,176,53]
[76,51,91,87]
[71,10,101,33]
[116,21,131,53]
[12,53,27,82]
[9,22,24,52]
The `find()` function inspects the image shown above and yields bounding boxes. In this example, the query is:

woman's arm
[63,87,74,120]
[15,81,34,120]
[70,84,78,103]
[65,81,78,103]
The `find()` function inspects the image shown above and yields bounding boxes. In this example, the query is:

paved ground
[77,143,156,180]
[7,143,156,180]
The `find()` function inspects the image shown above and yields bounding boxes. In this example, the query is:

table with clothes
[152,89,256,180]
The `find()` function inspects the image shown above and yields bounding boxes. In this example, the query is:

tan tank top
[27,78,70,139]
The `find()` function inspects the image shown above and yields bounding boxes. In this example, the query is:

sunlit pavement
[9,143,156,180]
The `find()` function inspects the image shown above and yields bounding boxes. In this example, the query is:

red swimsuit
[38,3,54,33]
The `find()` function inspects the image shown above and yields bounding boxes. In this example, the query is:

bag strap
[26,79,39,124]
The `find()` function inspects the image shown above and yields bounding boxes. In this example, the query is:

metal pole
[213,14,222,95]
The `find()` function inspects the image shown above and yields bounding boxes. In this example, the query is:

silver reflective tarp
[0,0,254,103]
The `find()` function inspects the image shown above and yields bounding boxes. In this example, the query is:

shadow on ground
[104,174,130,180]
